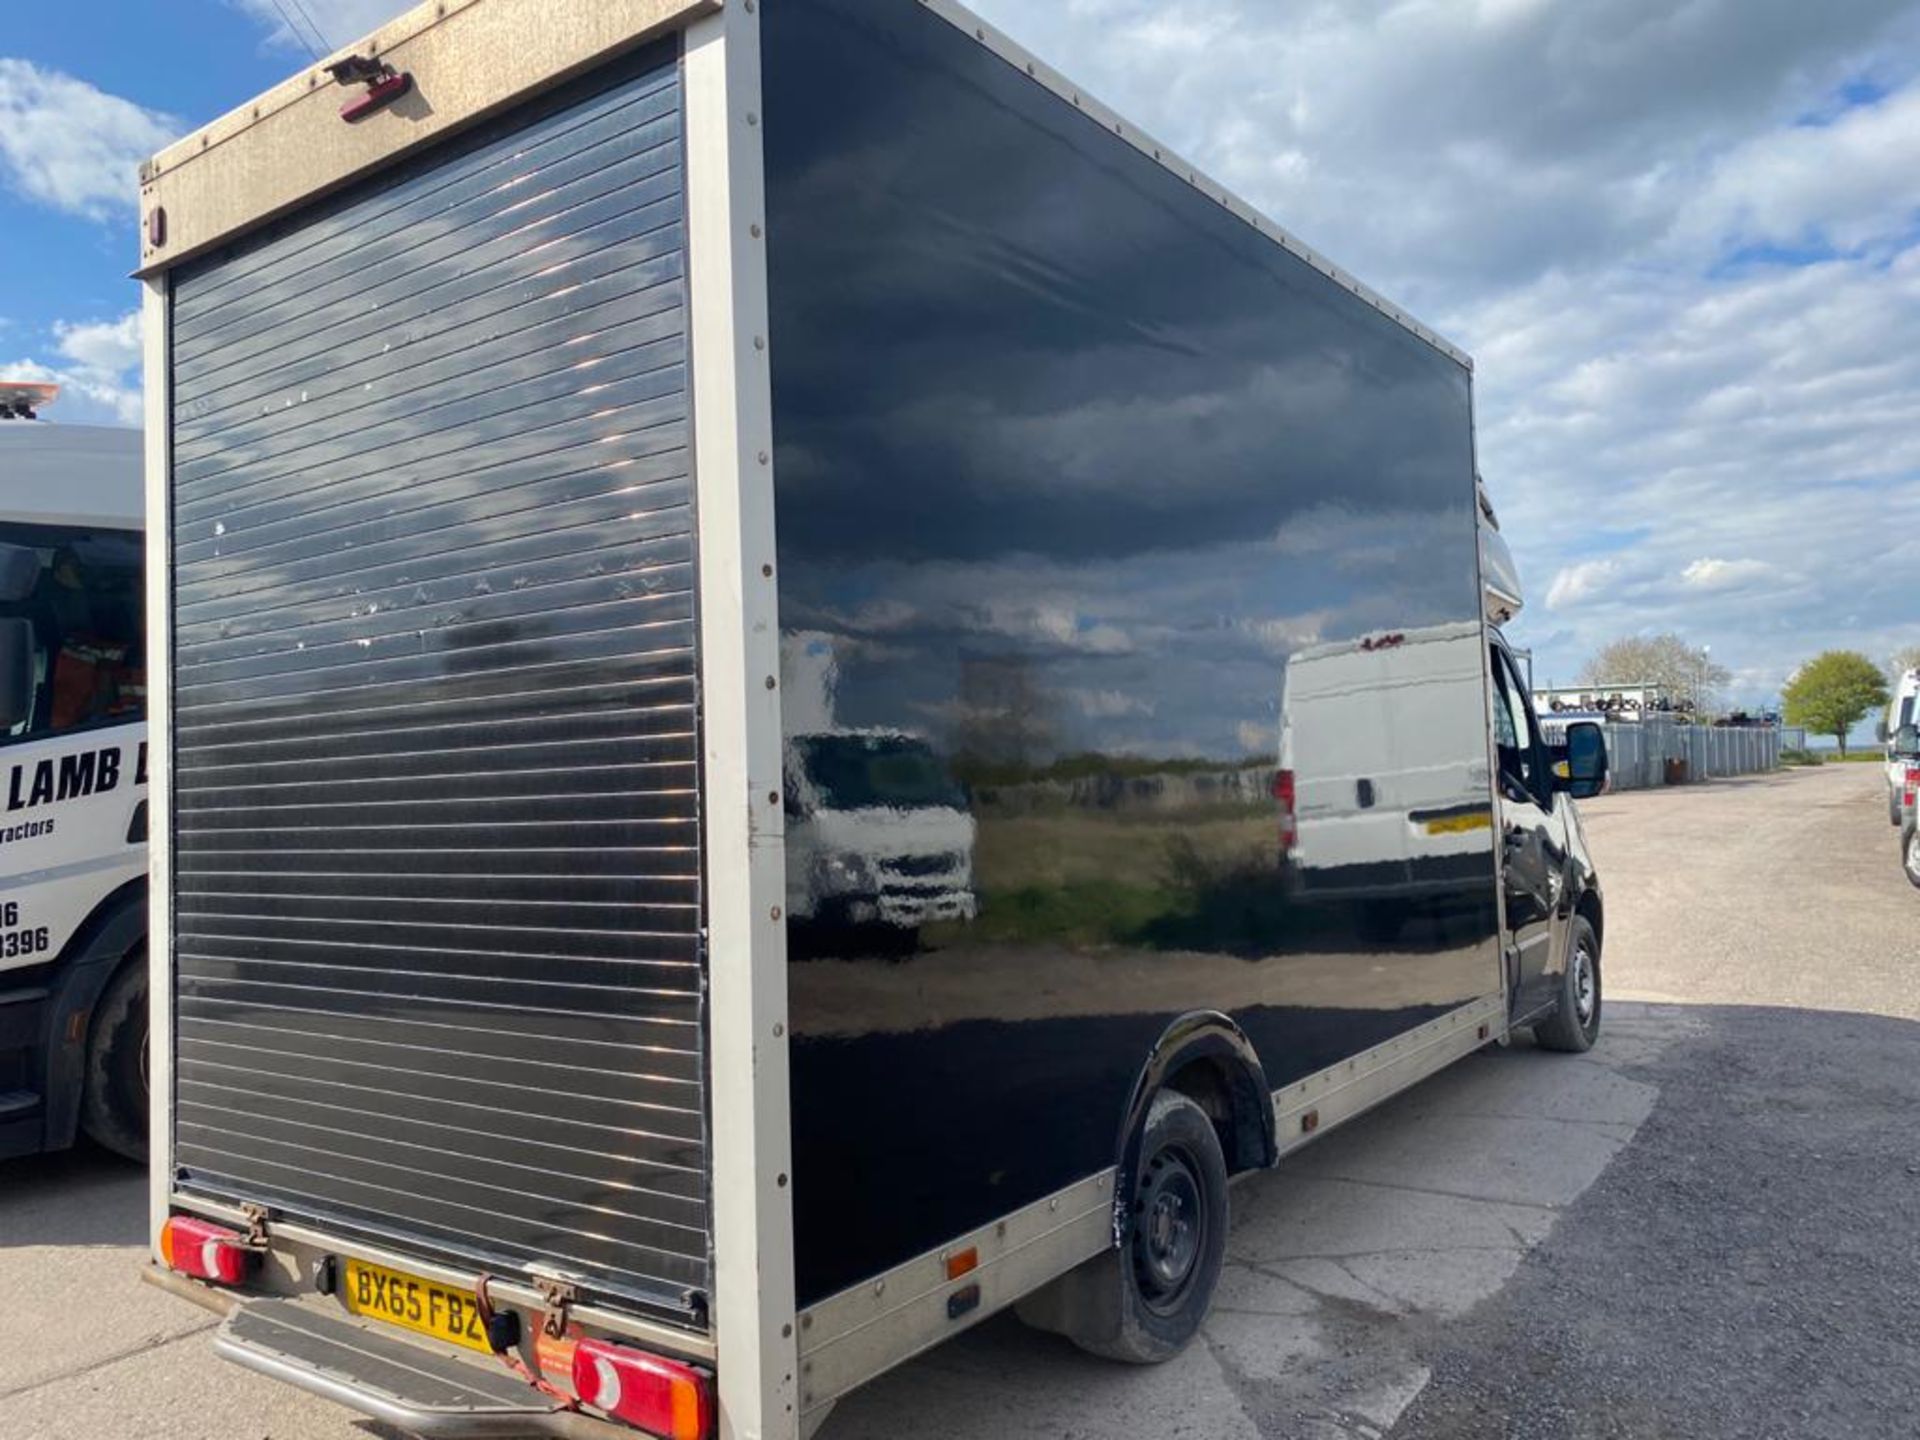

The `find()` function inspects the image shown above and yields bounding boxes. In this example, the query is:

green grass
[951,880,1180,948]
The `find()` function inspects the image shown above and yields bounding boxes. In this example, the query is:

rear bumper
[213,1295,639,1440]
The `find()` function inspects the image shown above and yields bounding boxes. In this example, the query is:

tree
[1888,645,1920,683]
[1578,634,1731,713]
[1783,651,1889,757]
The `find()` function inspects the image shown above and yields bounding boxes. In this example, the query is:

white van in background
[1888,668,1920,825]
[0,384,150,1161]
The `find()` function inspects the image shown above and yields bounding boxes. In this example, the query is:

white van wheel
[81,953,149,1162]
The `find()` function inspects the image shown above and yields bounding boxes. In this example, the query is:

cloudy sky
[5,0,1919,704]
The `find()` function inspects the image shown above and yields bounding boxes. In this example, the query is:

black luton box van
[135,1,1608,1436]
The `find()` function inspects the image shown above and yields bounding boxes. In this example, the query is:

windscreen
[796,735,968,812]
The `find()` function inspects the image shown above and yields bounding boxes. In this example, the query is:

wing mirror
[1557,721,1608,800]
[0,617,35,733]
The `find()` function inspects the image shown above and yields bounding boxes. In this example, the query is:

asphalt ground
[2,762,1913,1438]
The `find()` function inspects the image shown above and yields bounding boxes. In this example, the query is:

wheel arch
[1113,1012,1275,1239]
[1574,885,1604,954]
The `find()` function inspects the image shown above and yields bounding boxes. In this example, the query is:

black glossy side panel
[764,0,1501,1307]
[167,42,710,1323]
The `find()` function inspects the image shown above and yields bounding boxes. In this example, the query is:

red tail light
[572,1338,713,1440]
[158,1216,254,1285]
[1272,768,1298,852]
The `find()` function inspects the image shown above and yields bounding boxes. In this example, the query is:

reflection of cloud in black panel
[765,0,1477,766]
[777,516,1473,762]
[766,4,1472,574]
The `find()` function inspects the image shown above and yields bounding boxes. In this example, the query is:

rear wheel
[81,953,148,1162]
[1903,827,1920,890]
[1017,1089,1229,1363]
[1531,916,1601,1054]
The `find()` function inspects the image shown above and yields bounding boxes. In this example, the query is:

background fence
[1542,716,1781,791]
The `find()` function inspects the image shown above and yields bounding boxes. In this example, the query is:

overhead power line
[265,0,330,60]
[286,0,335,52]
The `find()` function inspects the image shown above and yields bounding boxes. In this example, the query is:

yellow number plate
[341,1258,492,1353]
[1423,810,1493,835]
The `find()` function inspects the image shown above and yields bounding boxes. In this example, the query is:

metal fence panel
[1541,716,1780,790]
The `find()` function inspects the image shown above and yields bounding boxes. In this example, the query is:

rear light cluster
[158,1216,255,1285]
[1272,768,1298,853]
[570,1338,713,1440]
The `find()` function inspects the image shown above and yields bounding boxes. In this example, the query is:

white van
[0,386,150,1161]
[1278,620,1493,902]
[1888,668,1920,824]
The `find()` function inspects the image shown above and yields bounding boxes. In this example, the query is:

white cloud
[0,60,178,221]
[1546,560,1622,612]
[54,313,142,375]
[0,308,144,427]
[1068,689,1155,720]
[1681,558,1777,592]
[1683,84,1920,258]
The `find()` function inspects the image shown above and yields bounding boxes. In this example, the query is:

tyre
[1016,1089,1229,1363]
[1531,915,1601,1054]
[1903,825,1920,890]
[1891,786,1903,827]
[81,953,148,1162]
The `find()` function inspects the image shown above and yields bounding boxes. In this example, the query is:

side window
[1490,648,1543,800]
[0,524,145,745]
[1491,667,1520,752]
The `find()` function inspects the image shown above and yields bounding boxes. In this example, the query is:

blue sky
[5,0,1920,712]
[0,4,311,354]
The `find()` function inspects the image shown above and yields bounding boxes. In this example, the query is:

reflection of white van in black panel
[784,730,978,935]
[1278,620,1492,902]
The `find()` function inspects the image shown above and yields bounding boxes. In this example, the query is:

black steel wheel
[1052,1089,1229,1364]
[1531,916,1601,1054]
[1131,1133,1208,1317]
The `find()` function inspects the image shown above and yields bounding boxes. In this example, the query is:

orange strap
[473,1273,580,1409]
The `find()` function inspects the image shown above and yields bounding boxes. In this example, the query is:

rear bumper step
[214,1297,633,1440]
